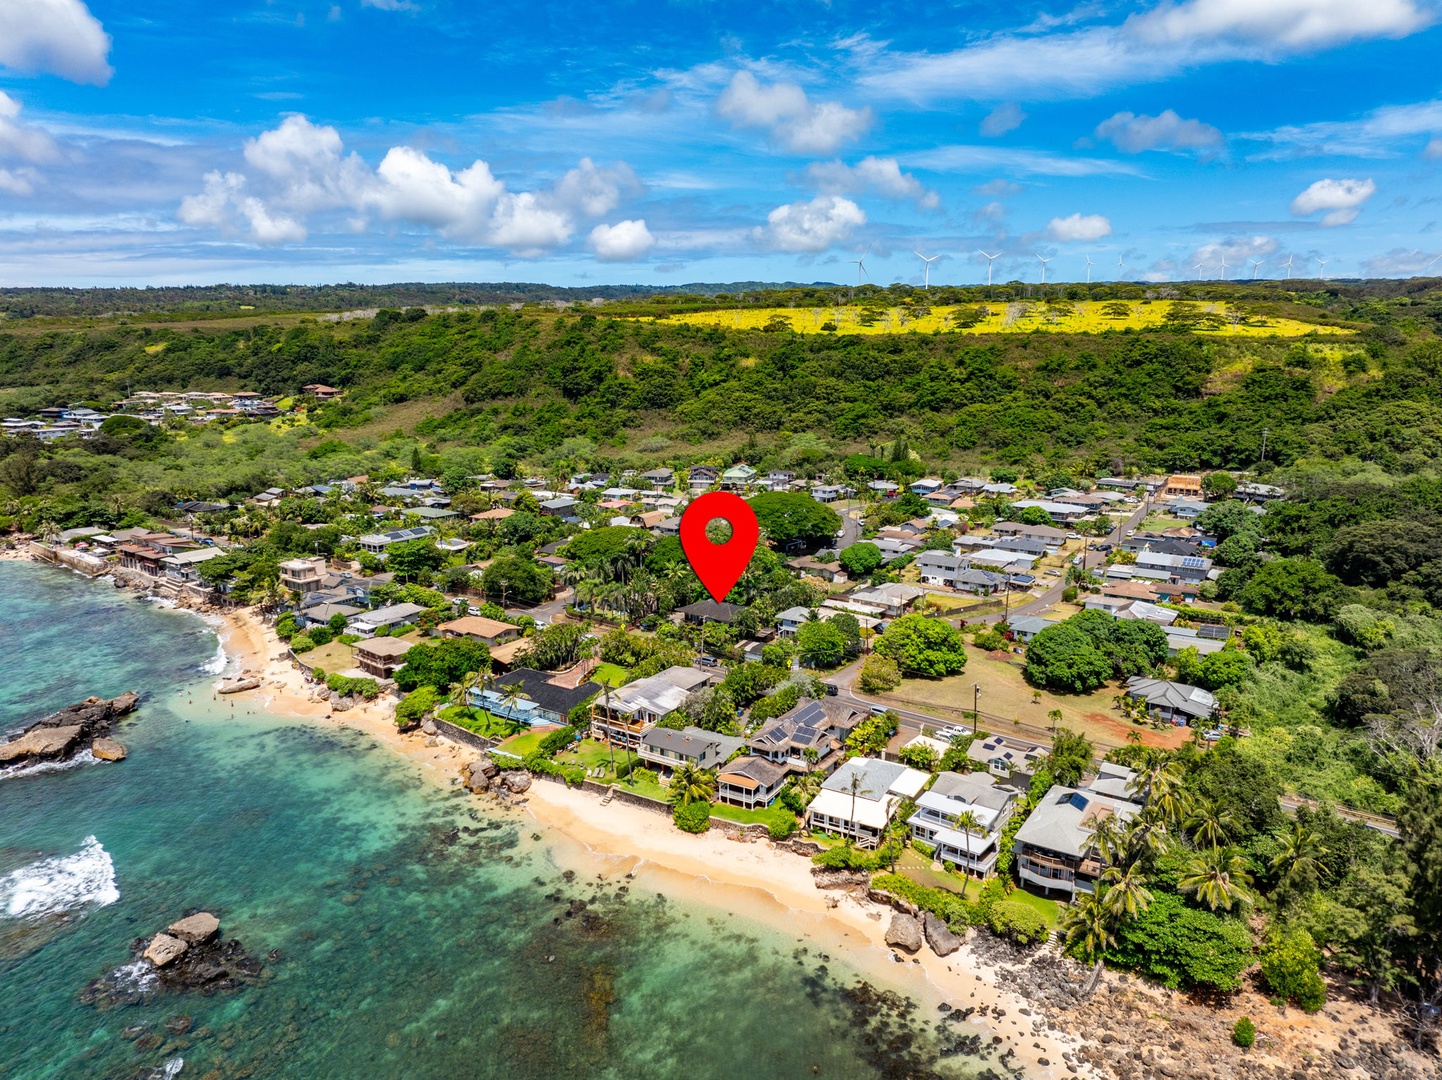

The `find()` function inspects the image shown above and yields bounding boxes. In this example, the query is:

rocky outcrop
[215,676,261,694]
[90,738,127,762]
[811,867,871,890]
[0,693,140,772]
[82,911,261,1008]
[923,912,962,956]
[884,912,924,953]
[463,756,499,793]
[500,771,531,794]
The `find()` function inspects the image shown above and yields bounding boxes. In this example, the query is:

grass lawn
[1138,513,1189,533]
[495,729,550,759]
[880,642,1191,751]
[554,739,628,780]
[1006,887,1061,929]
[438,706,526,740]
[302,638,355,674]
[617,769,669,803]
[709,802,795,829]
[591,663,630,687]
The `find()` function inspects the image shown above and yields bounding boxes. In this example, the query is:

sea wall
[27,542,108,577]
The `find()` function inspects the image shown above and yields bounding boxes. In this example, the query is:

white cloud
[0,0,112,85]
[1246,98,1442,158]
[974,179,1023,197]
[804,156,939,209]
[178,116,640,253]
[1047,213,1113,241]
[0,168,40,196]
[980,103,1026,137]
[755,195,865,252]
[716,71,872,154]
[1290,177,1376,226]
[589,219,655,261]
[1363,248,1442,276]
[1187,235,1279,273]
[905,144,1143,177]
[1427,137,1442,159]
[859,0,1433,101]
[1095,109,1224,156]
[1127,0,1430,50]
[0,93,61,166]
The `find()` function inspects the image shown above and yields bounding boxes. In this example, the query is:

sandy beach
[201,602,1092,1078]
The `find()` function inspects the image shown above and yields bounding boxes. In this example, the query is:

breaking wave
[2,748,99,780]
[199,637,227,675]
[0,835,119,920]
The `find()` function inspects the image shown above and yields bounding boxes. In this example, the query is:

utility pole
[971,683,981,736]
[1259,428,1270,466]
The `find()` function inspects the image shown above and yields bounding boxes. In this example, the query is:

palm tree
[1088,813,1129,868]
[498,681,531,723]
[1128,757,1188,826]
[1047,708,1063,734]
[449,669,485,722]
[1270,821,1327,894]
[1179,848,1254,911]
[1060,889,1117,995]
[669,763,717,806]
[1184,798,1239,851]
[1099,862,1152,919]
[952,809,984,879]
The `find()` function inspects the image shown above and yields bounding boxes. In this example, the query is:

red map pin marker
[679,491,760,603]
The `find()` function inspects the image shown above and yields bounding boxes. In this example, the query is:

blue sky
[1,0,1441,286]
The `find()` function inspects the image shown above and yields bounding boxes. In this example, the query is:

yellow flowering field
[639,301,1348,337]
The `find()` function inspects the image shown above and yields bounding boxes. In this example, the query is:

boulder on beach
[923,912,962,957]
[811,868,870,890]
[501,771,532,794]
[91,738,128,762]
[143,933,189,968]
[885,912,924,953]
[215,677,261,695]
[420,718,438,736]
[167,912,220,946]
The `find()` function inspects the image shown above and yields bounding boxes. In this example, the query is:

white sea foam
[162,1058,185,1079]
[2,749,99,779]
[0,835,119,919]
[111,958,159,996]
[199,637,227,675]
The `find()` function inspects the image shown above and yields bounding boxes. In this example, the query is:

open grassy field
[638,301,1350,338]
[880,641,1192,751]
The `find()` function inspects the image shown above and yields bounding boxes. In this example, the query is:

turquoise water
[0,563,1010,1080]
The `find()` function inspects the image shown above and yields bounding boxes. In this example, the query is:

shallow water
[0,563,1014,1080]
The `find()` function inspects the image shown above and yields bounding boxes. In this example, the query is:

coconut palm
[1128,757,1188,825]
[952,809,984,879]
[1270,821,1328,893]
[1088,812,1129,868]
[1099,862,1152,919]
[498,681,531,722]
[1179,848,1254,912]
[669,763,717,806]
[1060,889,1117,975]
[1184,798,1240,851]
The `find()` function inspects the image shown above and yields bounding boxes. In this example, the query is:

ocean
[0,562,1013,1080]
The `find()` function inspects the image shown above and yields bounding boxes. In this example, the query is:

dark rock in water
[163,1015,192,1035]
[0,692,141,771]
[82,913,261,1009]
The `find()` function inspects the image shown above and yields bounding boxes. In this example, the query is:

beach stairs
[600,784,618,806]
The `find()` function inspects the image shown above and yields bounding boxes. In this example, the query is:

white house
[805,759,929,848]
[908,772,1017,877]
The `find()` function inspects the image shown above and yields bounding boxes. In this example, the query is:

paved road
[835,504,862,550]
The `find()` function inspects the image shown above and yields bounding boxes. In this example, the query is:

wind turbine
[1250,259,1264,280]
[848,245,871,290]
[1035,253,1052,284]
[1282,255,1295,280]
[978,250,1003,287]
[1315,256,1328,279]
[914,250,940,290]
[1084,255,1095,284]
[1427,253,1442,271]
[1192,261,1205,281]
[1116,255,1128,281]
[1218,256,1229,281]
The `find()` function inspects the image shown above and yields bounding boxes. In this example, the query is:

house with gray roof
[967,733,1046,781]
[471,668,602,726]
[716,755,791,809]
[348,602,428,637]
[805,758,930,848]
[908,772,1018,876]
[1013,784,1139,897]
[589,666,717,749]
[1124,676,1216,724]
[639,725,745,774]
[747,699,846,776]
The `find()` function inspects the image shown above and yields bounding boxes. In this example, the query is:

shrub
[673,800,712,833]
[275,613,299,640]
[561,765,586,788]
[813,845,884,871]
[1062,586,1078,603]
[1232,1017,1255,1049]
[1104,893,1253,993]
[767,813,797,840]
[986,900,1049,946]
[290,632,316,653]
[632,766,657,785]
[972,628,1008,652]
[394,686,438,729]
[327,674,380,700]
[858,653,902,693]
[871,872,979,930]
[1260,928,1327,1013]
[538,724,580,757]
[308,625,334,647]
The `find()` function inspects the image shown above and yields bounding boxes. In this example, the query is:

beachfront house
[638,726,745,775]
[354,637,413,679]
[348,602,427,637]
[470,668,601,726]
[804,758,930,848]
[908,772,1017,878]
[716,756,791,810]
[589,666,717,750]
[1012,784,1140,898]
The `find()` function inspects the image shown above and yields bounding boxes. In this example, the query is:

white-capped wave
[2,749,99,779]
[111,957,159,996]
[199,637,227,675]
[0,835,119,919]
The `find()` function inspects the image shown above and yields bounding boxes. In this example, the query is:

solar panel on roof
[1065,793,1090,811]
[1181,556,1205,568]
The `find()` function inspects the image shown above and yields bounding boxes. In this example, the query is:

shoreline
[199,598,1092,1077]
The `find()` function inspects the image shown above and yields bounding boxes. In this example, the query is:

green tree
[1179,848,1255,912]
[516,622,592,671]
[668,763,718,806]
[395,637,491,692]
[1238,558,1343,622]
[1105,892,1253,992]
[874,614,967,677]
[384,537,447,579]
[838,541,883,578]
[1048,726,1095,788]
[1202,472,1238,499]
[857,653,902,693]
[747,492,842,546]
[1025,623,1111,692]
[1260,927,1327,1012]
[481,553,554,605]
[797,618,847,668]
